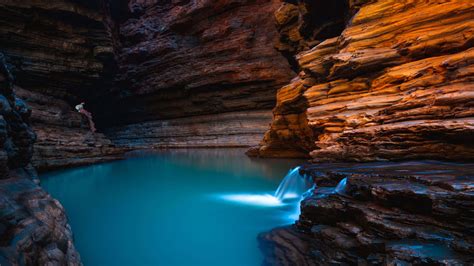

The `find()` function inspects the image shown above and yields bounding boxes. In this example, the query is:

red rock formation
[252,0,474,162]
[96,0,294,148]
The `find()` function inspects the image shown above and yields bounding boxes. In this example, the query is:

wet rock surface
[260,161,474,265]
[0,53,81,265]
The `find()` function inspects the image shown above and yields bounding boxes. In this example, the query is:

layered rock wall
[0,0,124,170]
[253,0,474,161]
[106,110,273,149]
[0,53,81,265]
[96,0,294,148]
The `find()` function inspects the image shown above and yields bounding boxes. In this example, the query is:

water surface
[41,149,304,266]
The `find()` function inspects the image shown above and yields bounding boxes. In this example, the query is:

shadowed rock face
[93,0,294,148]
[0,53,81,265]
[0,0,124,171]
[1,0,296,156]
[252,0,474,161]
[260,161,474,265]
[274,0,357,69]
[101,0,293,122]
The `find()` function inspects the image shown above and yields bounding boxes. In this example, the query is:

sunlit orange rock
[252,0,474,161]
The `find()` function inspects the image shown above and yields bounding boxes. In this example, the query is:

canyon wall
[0,53,80,265]
[0,0,123,171]
[2,0,472,165]
[96,0,294,148]
[251,0,474,161]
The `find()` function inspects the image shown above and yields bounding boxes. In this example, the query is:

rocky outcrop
[0,0,125,170]
[0,172,82,265]
[0,53,81,265]
[252,0,474,161]
[260,161,474,265]
[15,87,124,172]
[95,0,294,148]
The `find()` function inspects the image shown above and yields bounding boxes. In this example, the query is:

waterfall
[274,166,310,200]
[218,165,312,211]
[335,177,348,194]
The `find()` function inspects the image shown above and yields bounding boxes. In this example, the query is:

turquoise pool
[41,149,304,266]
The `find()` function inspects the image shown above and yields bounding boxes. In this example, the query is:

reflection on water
[218,194,284,207]
[41,149,304,266]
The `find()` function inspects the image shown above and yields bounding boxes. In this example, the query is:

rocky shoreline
[260,161,474,265]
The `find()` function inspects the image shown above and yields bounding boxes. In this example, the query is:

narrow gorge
[0,0,473,265]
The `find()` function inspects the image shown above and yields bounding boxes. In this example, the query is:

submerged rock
[260,161,474,265]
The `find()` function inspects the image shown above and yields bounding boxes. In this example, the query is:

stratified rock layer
[96,0,294,148]
[0,0,124,170]
[106,110,273,149]
[15,87,124,172]
[253,0,474,161]
[260,161,474,265]
[0,53,81,265]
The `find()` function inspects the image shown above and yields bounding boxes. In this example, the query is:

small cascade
[274,166,310,200]
[335,177,348,194]
[218,165,313,217]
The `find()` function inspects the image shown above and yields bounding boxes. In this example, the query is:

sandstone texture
[0,0,124,170]
[253,0,474,161]
[96,0,294,148]
[260,161,474,265]
[0,53,81,265]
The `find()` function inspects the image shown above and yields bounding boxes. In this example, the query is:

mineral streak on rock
[0,53,81,265]
[0,0,124,170]
[95,0,294,148]
[259,161,474,265]
[252,0,474,162]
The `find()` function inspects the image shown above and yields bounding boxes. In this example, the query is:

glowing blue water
[274,166,311,200]
[41,149,304,266]
[335,177,348,194]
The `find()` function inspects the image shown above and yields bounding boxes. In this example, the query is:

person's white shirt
[75,103,84,112]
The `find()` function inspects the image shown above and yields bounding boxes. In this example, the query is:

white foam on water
[218,194,284,207]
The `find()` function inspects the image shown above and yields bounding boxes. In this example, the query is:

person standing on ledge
[75,102,97,133]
